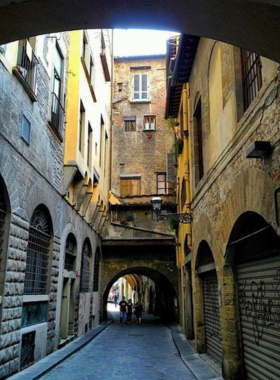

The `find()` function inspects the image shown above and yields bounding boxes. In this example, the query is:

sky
[113,29,179,57]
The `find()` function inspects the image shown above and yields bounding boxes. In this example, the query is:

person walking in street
[114,289,118,308]
[126,299,133,324]
[134,300,143,325]
[119,296,128,326]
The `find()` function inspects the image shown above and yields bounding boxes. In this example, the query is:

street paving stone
[41,320,195,380]
[10,305,223,380]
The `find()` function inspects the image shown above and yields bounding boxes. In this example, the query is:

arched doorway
[60,233,77,342]
[103,266,178,323]
[226,211,280,380]
[196,240,223,365]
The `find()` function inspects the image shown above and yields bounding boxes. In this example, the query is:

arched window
[65,233,76,272]
[80,238,92,292]
[93,248,101,292]
[24,206,52,295]
[0,176,10,297]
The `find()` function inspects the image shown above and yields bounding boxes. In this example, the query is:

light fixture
[151,197,193,224]
[246,141,271,158]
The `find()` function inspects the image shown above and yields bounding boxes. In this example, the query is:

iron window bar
[50,92,65,137]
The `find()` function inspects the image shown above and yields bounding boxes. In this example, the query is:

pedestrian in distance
[114,290,118,308]
[134,300,143,325]
[119,296,128,326]
[126,299,133,324]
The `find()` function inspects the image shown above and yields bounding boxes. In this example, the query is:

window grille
[0,191,6,260]
[17,39,39,95]
[80,239,92,292]
[65,234,76,272]
[24,209,51,295]
[241,49,262,110]
[93,249,100,291]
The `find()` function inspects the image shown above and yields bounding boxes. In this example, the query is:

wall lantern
[246,141,271,158]
[151,197,193,224]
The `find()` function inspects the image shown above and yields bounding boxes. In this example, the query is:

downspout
[183,85,192,249]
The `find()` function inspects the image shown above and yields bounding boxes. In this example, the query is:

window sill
[130,100,151,104]
[143,129,156,132]
[23,295,49,303]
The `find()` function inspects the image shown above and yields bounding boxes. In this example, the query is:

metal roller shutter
[202,271,223,364]
[237,255,280,380]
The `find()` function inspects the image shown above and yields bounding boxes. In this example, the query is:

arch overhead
[102,266,178,322]
[1,1,280,62]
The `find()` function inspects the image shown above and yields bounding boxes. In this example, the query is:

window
[79,101,85,154]
[157,173,173,195]
[87,123,92,167]
[99,116,104,167]
[193,98,204,182]
[116,209,133,221]
[50,44,65,136]
[24,207,51,295]
[241,49,262,111]
[14,39,38,101]
[132,73,148,101]
[21,114,31,144]
[124,116,136,131]
[93,249,101,292]
[120,176,141,196]
[80,239,92,292]
[65,233,76,272]
[144,115,156,130]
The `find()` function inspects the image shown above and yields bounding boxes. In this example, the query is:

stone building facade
[102,55,179,320]
[0,29,112,378]
[166,35,280,379]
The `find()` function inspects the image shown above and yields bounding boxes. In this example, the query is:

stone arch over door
[102,266,178,322]
[225,211,280,380]
[1,1,280,63]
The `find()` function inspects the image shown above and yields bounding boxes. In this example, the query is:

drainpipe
[183,86,192,249]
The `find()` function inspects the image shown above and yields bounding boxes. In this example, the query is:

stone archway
[101,265,178,323]
[1,1,280,63]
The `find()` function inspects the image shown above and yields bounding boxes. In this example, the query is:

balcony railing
[50,92,65,138]
[13,39,38,100]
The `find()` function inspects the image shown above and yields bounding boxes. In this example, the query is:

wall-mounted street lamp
[151,197,193,224]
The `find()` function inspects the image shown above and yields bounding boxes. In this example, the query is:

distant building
[102,54,178,320]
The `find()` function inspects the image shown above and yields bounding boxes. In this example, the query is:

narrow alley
[9,304,222,380]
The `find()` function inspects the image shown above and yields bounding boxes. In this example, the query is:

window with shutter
[133,73,148,101]
[120,177,141,196]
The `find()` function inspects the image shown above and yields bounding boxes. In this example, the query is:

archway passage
[103,266,179,324]
[1,1,280,62]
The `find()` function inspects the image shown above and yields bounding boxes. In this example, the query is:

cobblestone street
[10,304,222,380]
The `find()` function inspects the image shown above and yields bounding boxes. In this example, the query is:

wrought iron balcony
[13,39,38,101]
[50,92,65,138]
